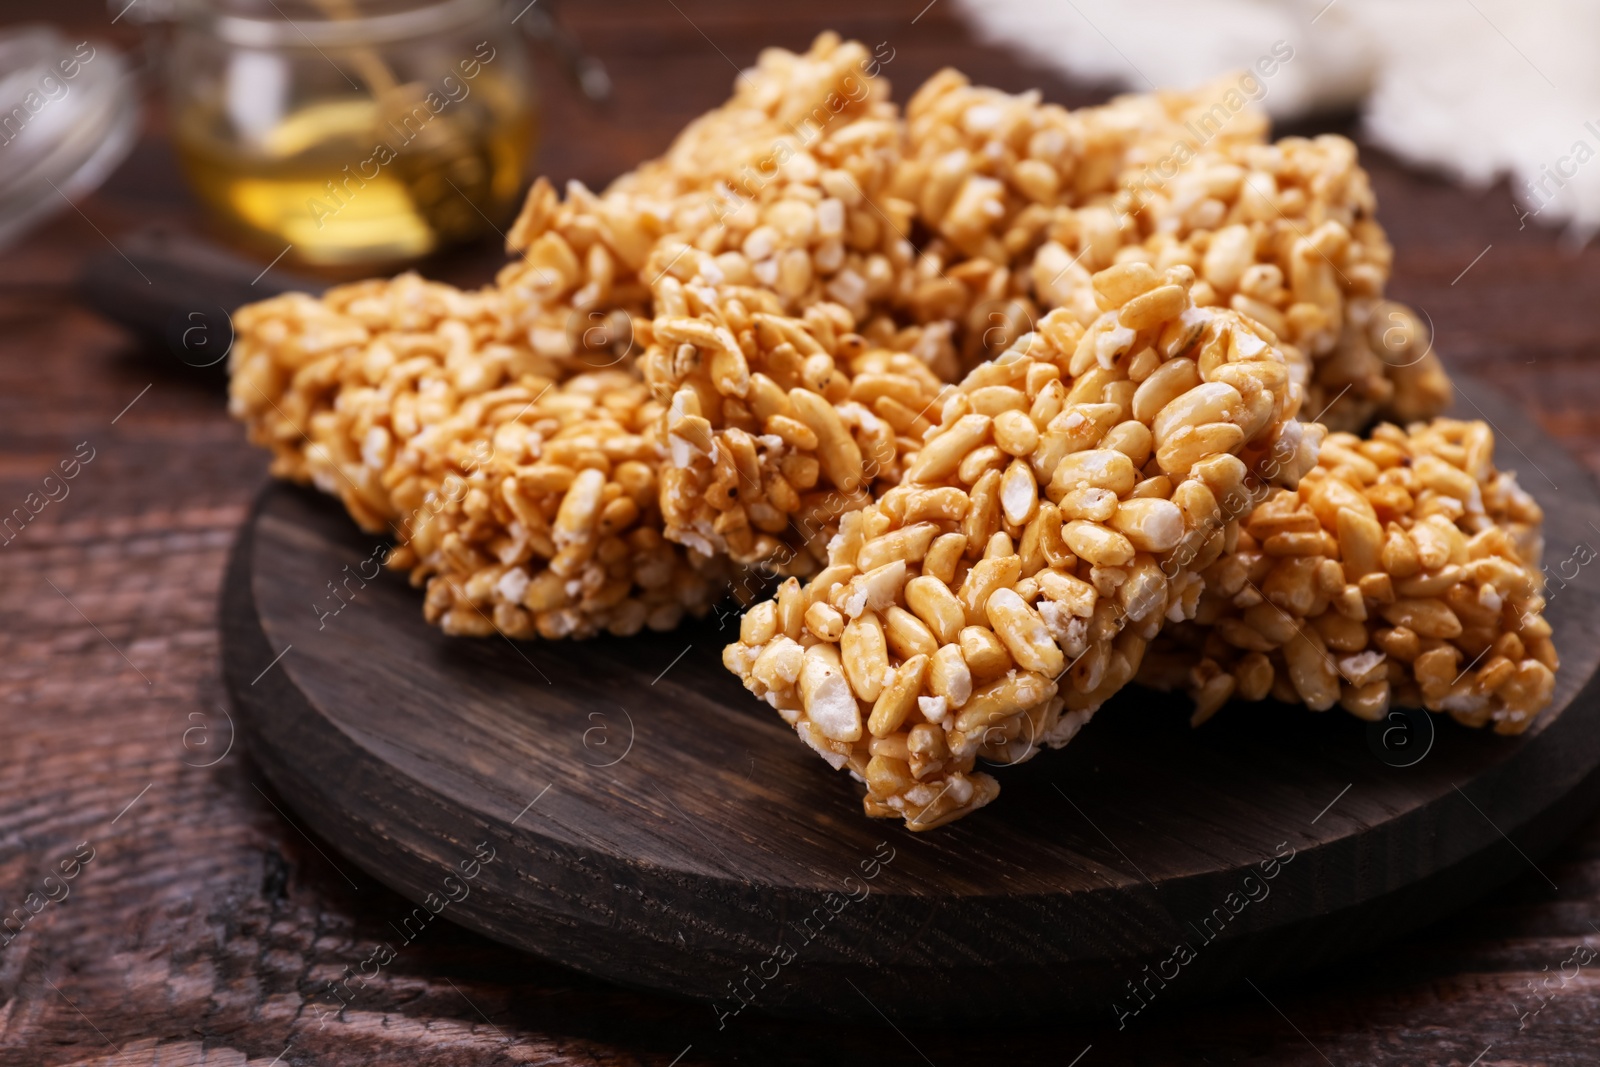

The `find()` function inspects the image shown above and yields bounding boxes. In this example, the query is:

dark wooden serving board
[221,378,1600,1024]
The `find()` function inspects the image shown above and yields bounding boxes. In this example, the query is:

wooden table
[4,2,1598,1064]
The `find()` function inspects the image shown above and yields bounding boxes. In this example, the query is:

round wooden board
[223,380,1600,1024]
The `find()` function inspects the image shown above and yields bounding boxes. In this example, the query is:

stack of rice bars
[231,35,1554,830]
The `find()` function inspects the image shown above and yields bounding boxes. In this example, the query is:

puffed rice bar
[230,275,547,524]
[1140,418,1555,733]
[890,71,1266,371]
[722,262,1321,828]
[1119,135,1454,432]
[889,70,1453,430]
[229,275,727,640]
[645,270,950,573]
[496,33,910,369]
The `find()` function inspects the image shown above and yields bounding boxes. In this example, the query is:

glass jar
[166,0,538,269]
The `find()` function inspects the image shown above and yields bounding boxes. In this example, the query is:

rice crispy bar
[887,71,1267,372]
[1139,418,1556,733]
[494,34,912,371]
[889,71,1453,430]
[229,274,726,640]
[1119,136,1454,431]
[722,262,1321,828]
[645,270,950,574]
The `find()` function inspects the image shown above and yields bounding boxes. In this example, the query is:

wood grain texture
[220,374,1600,1024]
[3,0,1600,1063]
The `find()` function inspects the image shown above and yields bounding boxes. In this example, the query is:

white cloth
[957,0,1600,239]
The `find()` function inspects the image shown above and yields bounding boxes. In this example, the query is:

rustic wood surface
[222,425,1600,1026]
[4,1,1600,1063]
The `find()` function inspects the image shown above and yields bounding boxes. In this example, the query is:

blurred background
[3,2,1599,1065]
[5,0,1594,287]
[6,0,1593,367]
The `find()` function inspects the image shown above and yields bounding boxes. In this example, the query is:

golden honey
[174,70,536,268]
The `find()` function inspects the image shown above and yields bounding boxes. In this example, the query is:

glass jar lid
[0,25,137,251]
[175,0,505,49]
